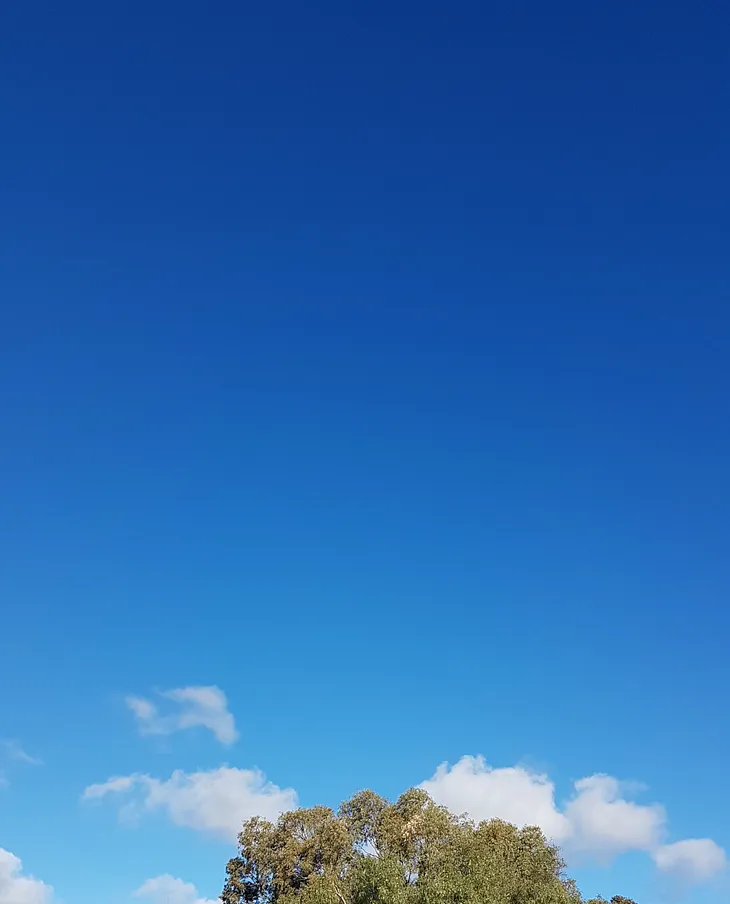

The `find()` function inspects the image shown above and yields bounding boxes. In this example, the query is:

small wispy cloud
[2,740,43,767]
[125,686,238,746]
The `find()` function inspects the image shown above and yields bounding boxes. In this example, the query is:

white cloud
[127,697,157,722]
[0,850,53,904]
[126,686,238,746]
[422,757,571,839]
[420,755,726,885]
[84,774,141,798]
[0,741,42,787]
[653,838,728,883]
[81,751,725,890]
[1,741,42,767]
[562,775,664,860]
[83,766,297,839]
[133,874,218,904]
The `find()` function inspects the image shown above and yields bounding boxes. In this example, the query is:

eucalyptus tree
[222,787,634,904]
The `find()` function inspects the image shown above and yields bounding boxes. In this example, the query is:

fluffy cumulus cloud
[653,838,728,883]
[0,849,53,904]
[126,686,238,746]
[422,758,571,841]
[84,766,297,839]
[421,755,726,886]
[562,775,664,860]
[133,874,218,904]
[81,749,725,890]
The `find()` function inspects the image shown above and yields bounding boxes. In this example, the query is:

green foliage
[221,789,636,904]
[583,896,638,904]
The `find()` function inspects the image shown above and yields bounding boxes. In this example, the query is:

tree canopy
[221,788,636,904]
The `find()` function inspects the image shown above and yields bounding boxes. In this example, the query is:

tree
[221,787,637,904]
[585,898,638,904]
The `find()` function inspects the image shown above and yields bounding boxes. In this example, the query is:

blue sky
[1,2,729,903]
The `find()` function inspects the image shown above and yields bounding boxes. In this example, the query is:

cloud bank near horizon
[82,751,725,889]
[421,755,726,886]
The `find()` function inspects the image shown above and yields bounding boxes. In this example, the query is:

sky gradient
[1,3,729,904]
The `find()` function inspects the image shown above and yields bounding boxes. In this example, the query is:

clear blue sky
[1,3,729,904]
